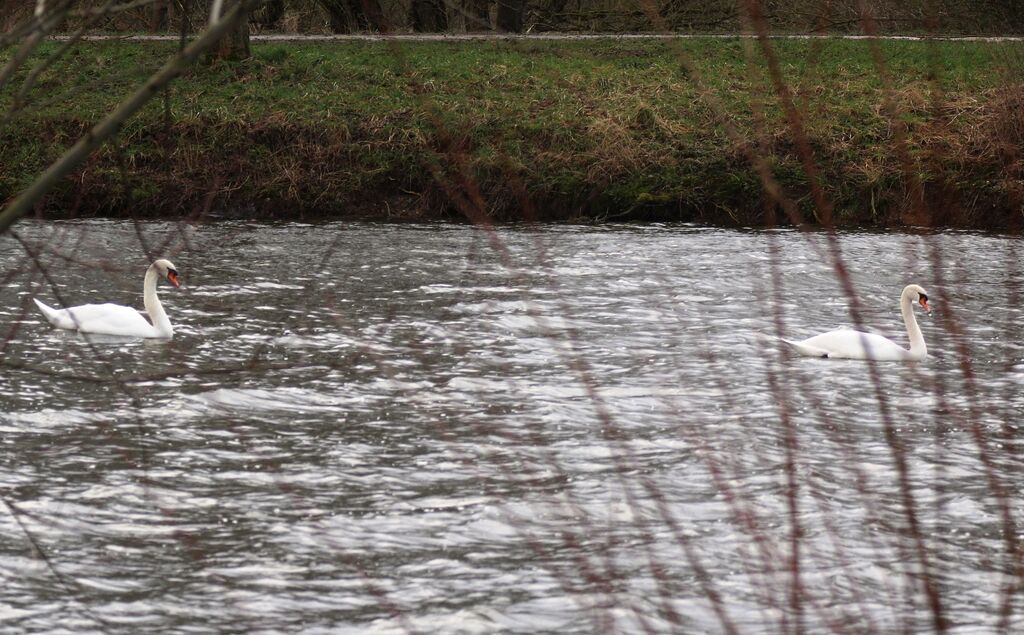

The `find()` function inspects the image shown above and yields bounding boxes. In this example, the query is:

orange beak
[919,297,930,313]
[167,271,181,288]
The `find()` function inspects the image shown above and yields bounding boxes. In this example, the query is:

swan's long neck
[900,290,925,359]
[143,265,173,337]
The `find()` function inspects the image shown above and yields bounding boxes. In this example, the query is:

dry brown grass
[4,37,1024,227]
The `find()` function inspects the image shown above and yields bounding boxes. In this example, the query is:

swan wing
[792,329,910,361]
[780,337,832,358]
[34,300,158,338]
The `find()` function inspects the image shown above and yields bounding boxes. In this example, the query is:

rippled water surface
[2,220,1023,633]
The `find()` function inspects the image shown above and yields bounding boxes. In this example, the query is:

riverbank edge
[14,113,1023,230]
[24,174,1022,230]
[18,120,1022,230]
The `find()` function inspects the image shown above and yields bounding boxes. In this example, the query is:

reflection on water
[1,220,1023,633]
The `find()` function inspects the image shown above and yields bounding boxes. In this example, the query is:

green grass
[1,38,1023,226]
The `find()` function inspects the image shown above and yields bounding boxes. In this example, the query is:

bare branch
[0,0,268,236]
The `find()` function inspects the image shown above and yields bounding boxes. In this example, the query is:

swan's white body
[782,284,930,361]
[33,259,181,339]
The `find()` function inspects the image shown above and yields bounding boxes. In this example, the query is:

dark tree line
[326,0,533,33]
[160,0,535,34]
[317,0,387,31]
[251,0,537,34]
[10,0,1022,40]
[235,0,534,34]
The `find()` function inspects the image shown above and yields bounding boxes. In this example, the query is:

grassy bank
[2,38,1024,227]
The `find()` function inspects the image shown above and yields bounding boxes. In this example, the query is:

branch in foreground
[0,0,267,236]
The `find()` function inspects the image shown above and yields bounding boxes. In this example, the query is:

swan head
[904,284,930,313]
[153,259,181,288]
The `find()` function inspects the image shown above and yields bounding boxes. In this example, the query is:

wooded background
[2,0,1023,35]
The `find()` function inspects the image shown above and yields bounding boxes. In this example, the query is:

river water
[1,220,1023,633]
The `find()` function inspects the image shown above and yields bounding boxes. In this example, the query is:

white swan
[781,284,930,361]
[33,259,181,339]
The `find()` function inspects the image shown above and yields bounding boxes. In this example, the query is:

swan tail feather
[33,298,60,325]
[33,298,77,330]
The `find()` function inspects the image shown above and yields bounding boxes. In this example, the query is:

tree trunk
[988,0,1024,30]
[532,0,569,31]
[252,0,286,29]
[318,0,386,32]
[495,0,527,32]
[360,0,386,31]
[410,0,448,32]
[150,0,169,31]
[177,0,194,37]
[211,0,250,60]
[464,0,491,30]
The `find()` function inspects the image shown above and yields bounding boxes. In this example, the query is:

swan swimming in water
[781,284,930,361]
[33,259,181,339]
